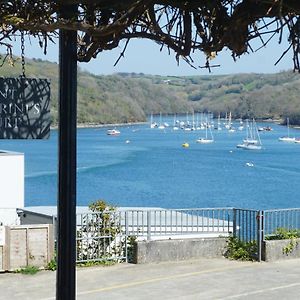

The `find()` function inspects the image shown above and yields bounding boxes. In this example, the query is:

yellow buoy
[182,142,189,148]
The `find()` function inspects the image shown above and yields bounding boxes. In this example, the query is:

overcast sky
[11,32,294,76]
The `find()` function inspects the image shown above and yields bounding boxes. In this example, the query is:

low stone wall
[262,238,300,262]
[133,238,228,264]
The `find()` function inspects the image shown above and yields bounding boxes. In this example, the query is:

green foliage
[77,199,121,262]
[2,58,300,125]
[126,235,137,263]
[225,236,257,261]
[265,227,300,255]
[283,240,298,255]
[46,257,57,271]
[265,227,300,240]
[77,260,117,267]
[88,199,115,213]
[15,265,40,275]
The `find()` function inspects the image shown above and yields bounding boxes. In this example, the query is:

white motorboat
[107,128,120,136]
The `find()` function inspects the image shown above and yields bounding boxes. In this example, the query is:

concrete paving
[1,258,300,299]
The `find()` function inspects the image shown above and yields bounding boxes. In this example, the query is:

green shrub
[265,227,300,255]
[46,257,57,271]
[225,236,257,261]
[126,235,137,263]
[77,260,117,267]
[265,227,300,240]
[77,199,122,262]
[16,265,40,275]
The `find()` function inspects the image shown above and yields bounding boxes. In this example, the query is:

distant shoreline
[51,121,147,130]
[77,121,147,129]
[50,118,300,130]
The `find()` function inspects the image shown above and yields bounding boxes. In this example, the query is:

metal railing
[74,207,300,263]
[123,208,234,240]
[75,207,262,263]
[263,208,300,238]
[233,208,259,242]
[76,211,126,263]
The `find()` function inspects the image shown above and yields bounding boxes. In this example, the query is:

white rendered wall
[0,151,24,225]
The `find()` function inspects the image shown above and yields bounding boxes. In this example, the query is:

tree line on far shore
[1,57,300,125]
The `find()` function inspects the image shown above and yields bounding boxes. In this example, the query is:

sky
[9,32,294,76]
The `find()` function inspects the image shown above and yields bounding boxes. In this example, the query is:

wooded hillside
[1,58,300,125]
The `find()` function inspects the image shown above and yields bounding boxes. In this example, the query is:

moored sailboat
[196,118,214,144]
[237,118,262,150]
[150,113,157,128]
[278,117,295,142]
[158,112,165,129]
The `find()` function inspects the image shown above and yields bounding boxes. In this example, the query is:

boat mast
[253,118,262,145]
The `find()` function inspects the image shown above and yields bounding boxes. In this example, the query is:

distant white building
[0,151,24,225]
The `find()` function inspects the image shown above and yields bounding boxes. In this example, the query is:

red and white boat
[106,128,120,136]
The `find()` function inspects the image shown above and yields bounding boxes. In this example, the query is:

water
[0,120,300,210]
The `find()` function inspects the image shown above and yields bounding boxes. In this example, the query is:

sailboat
[238,118,244,131]
[227,112,235,132]
[237,118,262,150]
[196,113,201,130]
[214,114,222,130]
[224,112,232,129]
[158,112,165,129]
[196,118,214,144]
[191,112,196,131]
[173,113,179,130]
[184,111,191,131]
[278,117,295,142]
[150,113,157,128]
[243,119,259,144]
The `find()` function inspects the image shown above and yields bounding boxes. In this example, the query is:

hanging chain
[20,31,26,77]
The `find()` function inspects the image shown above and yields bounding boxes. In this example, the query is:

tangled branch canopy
[1,0,300,71]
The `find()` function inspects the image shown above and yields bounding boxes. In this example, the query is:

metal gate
[232,208,262,261]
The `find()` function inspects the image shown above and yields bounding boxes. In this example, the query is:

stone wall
[262,239,300,262]
[134,238,228,264]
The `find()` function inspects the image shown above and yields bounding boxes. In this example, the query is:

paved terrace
[1,258,300,299]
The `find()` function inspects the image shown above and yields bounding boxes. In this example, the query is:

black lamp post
[57,4,78,299]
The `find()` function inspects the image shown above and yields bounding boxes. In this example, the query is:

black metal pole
[57,4,78,300]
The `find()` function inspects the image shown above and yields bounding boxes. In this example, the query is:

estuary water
[1,119,300,210]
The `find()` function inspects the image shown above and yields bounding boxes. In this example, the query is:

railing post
[256,210,263,262]
[125,211,129,262]
[125,211,129,237]
[233,208,237,237]
[147,211,151,241]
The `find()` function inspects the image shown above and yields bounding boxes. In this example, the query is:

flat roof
[0,150,24,156]
[22,206,165,217]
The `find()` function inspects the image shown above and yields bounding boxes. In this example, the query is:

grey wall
[262,239,300,262]
[134,238,228,264]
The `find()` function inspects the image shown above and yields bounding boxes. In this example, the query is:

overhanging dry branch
[0,0,300,71]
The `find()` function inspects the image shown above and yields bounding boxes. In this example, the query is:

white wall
[0,151,24,225]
